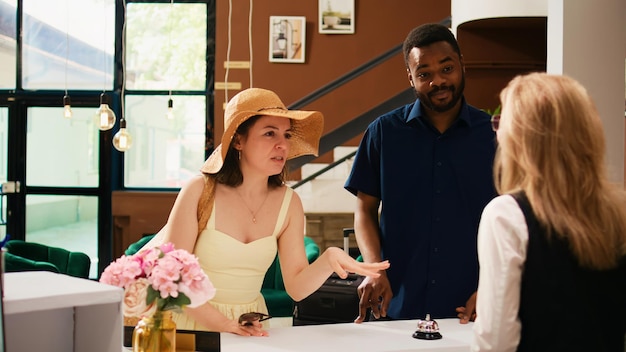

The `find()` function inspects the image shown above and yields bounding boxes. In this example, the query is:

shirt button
[433,247,438,253]
[435,217,440,222]
[435,189,441,194]
[436,161,442,167]
[431,280,436,284]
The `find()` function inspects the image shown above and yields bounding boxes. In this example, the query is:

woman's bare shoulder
[177,174,208,201]
[283,186,303,213]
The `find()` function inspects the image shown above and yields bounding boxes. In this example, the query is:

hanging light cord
[102,0,107,94]
[224,0,233,103]
[120,0,127,120]
[64,0,70,96]
[248,0,253,88]
[168,0,174,103]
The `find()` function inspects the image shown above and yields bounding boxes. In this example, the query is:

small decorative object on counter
[412,313,442,340]
[100,242,216,352]
[132,310,176,352]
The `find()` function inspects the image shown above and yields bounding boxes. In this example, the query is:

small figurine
[412,313,442,340]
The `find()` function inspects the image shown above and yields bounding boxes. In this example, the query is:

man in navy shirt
[345,23,496,322]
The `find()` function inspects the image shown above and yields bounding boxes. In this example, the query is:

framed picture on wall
[319,0,355,34]
[269,16,306,63]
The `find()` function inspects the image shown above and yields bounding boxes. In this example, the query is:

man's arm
[354,191,382,263]
[353,191,393,322]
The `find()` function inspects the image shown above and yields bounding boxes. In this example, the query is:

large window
[0,0,17,89]
[124,2,208,188]
[22,0,115,90]
[26,107,99,187]
[0,0,214,277]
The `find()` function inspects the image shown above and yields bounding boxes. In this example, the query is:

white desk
[221,318,473,352]
[4,271,124,352]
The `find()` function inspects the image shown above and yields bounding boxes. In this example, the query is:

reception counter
[4,271,124,352]
[220,318,473,352]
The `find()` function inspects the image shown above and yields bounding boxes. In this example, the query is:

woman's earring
[238,150,241,160]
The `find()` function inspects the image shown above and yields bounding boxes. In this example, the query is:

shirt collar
[406,97,472,128]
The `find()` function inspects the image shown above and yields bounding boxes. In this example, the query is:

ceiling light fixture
[63,94,72,119]
[113,119,133,152]
[166,97,174,120]
[96,93,116,131]
[113,0,132,151]
[166,0,175,120]
[95,1,116,131]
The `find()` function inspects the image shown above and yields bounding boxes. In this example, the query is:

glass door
[0,107,10,244]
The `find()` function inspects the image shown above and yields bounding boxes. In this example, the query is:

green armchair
[261,236,320,317]
[4,240,91,279]
[125,234,155,256]
[4,251,60,273]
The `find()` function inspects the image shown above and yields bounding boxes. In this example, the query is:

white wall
[547,0,625,184]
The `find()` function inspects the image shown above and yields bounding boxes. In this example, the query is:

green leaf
[482,105,501,116]
[146,286,159,305]
[169,293,191,307]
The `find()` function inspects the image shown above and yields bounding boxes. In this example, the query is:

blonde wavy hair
[494,72,626,270]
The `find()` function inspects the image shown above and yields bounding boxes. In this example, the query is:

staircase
[293,146,357,214]
[291,146,359,252]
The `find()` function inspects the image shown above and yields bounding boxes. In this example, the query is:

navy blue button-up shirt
[345,98,497,319]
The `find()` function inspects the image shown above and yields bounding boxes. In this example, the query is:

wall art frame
[319,0,355,34]
[269,16,306,63]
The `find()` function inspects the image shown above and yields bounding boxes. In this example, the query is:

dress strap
[271,187,293,237]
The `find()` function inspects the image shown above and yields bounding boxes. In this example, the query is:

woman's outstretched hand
[324,247,390,279]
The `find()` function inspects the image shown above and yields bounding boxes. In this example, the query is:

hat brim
[201,108,323,174]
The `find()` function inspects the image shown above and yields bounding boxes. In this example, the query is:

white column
[547,0,625,184]
[451,0,547,34]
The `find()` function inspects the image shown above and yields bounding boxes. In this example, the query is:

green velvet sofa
[4,240,91,279]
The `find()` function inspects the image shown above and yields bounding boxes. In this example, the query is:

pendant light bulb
[113,119,133,152]
[166,98,174,120]
[63,94,73,119]
[95,93,116,131]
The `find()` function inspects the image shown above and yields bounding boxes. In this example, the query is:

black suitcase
[293,228,364,326]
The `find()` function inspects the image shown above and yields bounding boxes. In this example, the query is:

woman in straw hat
[471,73,626,351]
[148,88,390,336]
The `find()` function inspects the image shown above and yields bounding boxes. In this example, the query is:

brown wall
[111,191,177,258]
[213,1,451,158]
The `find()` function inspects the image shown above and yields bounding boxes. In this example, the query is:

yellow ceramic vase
[132,311,176,352]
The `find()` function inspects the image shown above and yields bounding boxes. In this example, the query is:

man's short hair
[402,23,461,66]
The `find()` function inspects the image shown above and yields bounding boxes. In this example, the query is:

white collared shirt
[471,194,528,352]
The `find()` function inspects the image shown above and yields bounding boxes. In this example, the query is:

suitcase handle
[342,228,354,254]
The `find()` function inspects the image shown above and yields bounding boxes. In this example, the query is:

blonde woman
[472,73,626,351]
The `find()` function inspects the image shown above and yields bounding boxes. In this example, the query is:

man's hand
[455,291,477,324]
[354,272,392,323]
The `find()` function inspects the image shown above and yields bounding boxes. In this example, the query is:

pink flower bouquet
[100,242,216,318]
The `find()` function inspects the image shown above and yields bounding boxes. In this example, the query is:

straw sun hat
[201,88,324,174]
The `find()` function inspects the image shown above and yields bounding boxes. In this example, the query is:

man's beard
[416,75,465,113]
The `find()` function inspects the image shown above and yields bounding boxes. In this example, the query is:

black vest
[513,192,626,352]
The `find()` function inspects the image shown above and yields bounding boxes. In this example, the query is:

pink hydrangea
[99,243,216,317]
